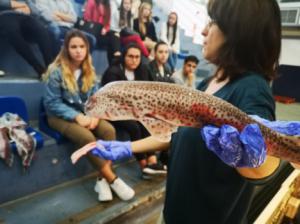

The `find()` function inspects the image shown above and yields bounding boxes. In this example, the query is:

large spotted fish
[84,81,300,164]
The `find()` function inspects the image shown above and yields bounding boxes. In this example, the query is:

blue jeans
[167,51,177,72]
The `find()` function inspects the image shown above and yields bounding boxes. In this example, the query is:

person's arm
[103,10,111,34]
[171,70,184,85]
[43,69,82,121]
[8,0,31,14]
[234,78,280,179]
[131,136,170,153]
[83,0,93,21]
[10,0,26,9]
[237,156,280,179]
[34,0,55,22]
[55,11,77,23]
[48,1,77,24]
[25,0,40,16]
[186,72,195,88]
[71,135,169,164]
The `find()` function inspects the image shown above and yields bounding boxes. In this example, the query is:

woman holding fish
[72,0,288,223]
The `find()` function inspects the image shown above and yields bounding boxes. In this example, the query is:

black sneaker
[142,163,167,176]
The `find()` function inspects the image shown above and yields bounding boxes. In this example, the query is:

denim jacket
[44,67,99,121]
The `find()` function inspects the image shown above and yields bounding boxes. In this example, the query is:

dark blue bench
[0,96,44,150]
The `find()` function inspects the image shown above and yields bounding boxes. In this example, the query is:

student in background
[110,0,150,59]
[172,55,199,88]
[147,41,173,83]
[160,12,180,72]
[84,0,121,65]
[101,43,167,178]
[133,2,157,54]
[0,0,54,77]
[43,30,135,202]
[34,0,79,54]
[131,0,141,18]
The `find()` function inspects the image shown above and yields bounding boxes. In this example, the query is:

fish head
[85,82,134,120]
[84,91,112,119]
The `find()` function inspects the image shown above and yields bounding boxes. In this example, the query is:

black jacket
[133,18,157,41]
[147,60,174,83]
[101,63,151,86]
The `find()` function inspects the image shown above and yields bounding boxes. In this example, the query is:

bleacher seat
[39,98,66,144]
[177,49,189,60]
[0,96,44,150]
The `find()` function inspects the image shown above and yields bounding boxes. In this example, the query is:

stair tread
[0,160,166,224]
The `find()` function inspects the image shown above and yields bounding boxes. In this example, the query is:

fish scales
[85,81,300,164]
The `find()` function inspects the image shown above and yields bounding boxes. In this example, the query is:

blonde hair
[44,29,96,93]
[138,2,152,36]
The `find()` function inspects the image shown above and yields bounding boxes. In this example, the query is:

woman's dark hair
[167,12,178,46]
[154,40,168,52]
[208,0,281,81]
[184,55,199,65]
[95,0,111,27]
[119,0,132,28]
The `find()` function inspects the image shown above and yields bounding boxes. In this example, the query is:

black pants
[112,120,155,161]
[0,13,54,76]
[97,31,121,66]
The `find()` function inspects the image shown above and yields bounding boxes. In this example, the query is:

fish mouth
[85,95,97,114]
[104,111,111,120]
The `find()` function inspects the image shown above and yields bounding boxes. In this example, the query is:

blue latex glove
[201,124,266,168]
[91,140,133,161]
[250,115,300,136]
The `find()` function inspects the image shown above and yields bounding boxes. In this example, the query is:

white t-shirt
[74,69,82,81]
[125,69,135,81]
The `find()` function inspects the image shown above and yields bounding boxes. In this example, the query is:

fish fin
[140,115,178,142]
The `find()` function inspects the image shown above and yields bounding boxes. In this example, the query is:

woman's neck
[205,69,229,95]
[142,16,148,23]
[156,61,164,69]
[70,62,81,72]
[125,67,134,73]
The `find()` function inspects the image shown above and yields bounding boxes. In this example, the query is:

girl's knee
[98,120,116,140]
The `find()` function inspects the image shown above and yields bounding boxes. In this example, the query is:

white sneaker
[0,70,5,77]
[110,177,135,201]
[94,178,113,202]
